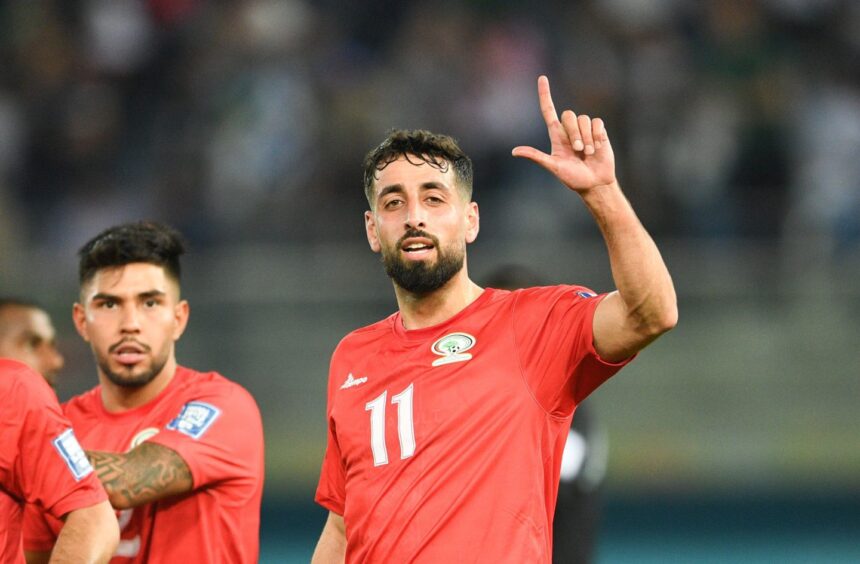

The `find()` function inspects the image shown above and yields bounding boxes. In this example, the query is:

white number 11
[365,383,415,466]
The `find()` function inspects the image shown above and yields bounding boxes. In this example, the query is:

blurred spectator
[0,0,856,254]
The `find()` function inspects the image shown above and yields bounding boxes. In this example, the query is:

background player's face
[0,306,64,387]
[364,155,479,293]
[73,262,189,389]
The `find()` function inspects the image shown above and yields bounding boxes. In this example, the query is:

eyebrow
[377,181,451,202]
[91,290,167,302]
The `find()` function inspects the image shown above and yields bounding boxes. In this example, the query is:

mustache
[108,338,151,353]
[398,229,439,248]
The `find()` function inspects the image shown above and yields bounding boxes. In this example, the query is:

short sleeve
[13,367,107,520]
[146,383,264,493]
[314,411,346,515]
[512,285,633,415]
[23,503,61,552]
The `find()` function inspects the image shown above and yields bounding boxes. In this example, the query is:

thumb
[511,146,554,171]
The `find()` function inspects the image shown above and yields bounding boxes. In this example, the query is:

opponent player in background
[484,265,609,564]
[23,221,265,564]
[312,76,677,562]
[0,299,65,387]
[1,359,118,563]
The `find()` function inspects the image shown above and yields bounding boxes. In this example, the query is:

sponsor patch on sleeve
[166,401,221,440]
[576,291,597,299]
[52,428,94,481]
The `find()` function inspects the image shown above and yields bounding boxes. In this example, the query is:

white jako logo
[340,373,368,389]
[431,333,476,366]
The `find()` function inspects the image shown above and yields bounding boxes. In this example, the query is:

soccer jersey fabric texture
[315,286,632,563]
[23,365,264,563]
[0,359,106,564]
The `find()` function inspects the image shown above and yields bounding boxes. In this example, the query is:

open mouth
[401,237,435,257]
[111,341,148,365]
[401,242,435,258]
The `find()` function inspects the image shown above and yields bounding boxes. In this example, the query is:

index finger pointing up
[537,75,560,126]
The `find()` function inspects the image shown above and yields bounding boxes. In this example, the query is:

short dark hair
[78,221,186,287]
[363,129,473,208]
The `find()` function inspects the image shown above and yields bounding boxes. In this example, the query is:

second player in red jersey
[313,76,677,563]
[23,222,264,564]
[25,366,263,562]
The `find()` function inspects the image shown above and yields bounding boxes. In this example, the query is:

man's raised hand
[512,75,616,193]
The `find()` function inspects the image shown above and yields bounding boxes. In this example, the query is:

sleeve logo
[52,428,94,481]
[167,401,221,439]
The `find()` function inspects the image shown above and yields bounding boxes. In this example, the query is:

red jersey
[24,366,264,563]
[1,359,106,564]
[315,286,632,563]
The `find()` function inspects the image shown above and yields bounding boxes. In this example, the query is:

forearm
[87,442,192,510]
[312,512,347,564]
[50,501,119,564]
[581,181,677,332]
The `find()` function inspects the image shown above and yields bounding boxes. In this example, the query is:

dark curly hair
[77,221,186,287]
[363,129,473,208]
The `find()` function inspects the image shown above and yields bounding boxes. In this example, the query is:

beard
[381,230,465,294]
[96,342,169,388]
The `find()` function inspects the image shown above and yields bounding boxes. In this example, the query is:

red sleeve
[512,285,633,415]
[146,382,264,492]
[314,412,346,515]
[314,349,347,515]
[23,503,61,552]
[13,366,107,520]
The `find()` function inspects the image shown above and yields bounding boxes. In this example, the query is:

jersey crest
[431,332,476,366]
[129,427,160,450]
[167,401,221,439]
[52,428,94,480]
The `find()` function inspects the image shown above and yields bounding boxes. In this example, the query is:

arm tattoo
[86,443,193,509]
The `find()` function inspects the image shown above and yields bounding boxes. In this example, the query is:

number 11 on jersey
[365,384,415,466]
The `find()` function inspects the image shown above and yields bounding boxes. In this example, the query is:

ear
[365,210,381,253]
[465,201,480,244]
[172,300,190,341]
[72,302,89,342]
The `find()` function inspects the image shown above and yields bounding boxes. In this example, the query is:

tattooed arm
[86,443,193,510]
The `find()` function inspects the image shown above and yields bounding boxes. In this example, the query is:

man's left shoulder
[175,366,260,411]
[511,284,601,305]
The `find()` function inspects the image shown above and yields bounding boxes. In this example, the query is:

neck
[100,358,177,413]
[394,267,484,330]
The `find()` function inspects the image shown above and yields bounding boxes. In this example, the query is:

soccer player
[312,75,677,562]
[0,299,65,387]
[23,221,265,563]
[1,359,118,563]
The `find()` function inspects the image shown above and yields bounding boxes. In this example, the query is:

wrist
[578,179,622,205]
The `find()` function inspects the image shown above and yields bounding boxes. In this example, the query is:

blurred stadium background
[1,0,858,562]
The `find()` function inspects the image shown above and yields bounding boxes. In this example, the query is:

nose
[119,304,142,333]
[42,344,66,380]
[404,199,427,230]
[49,345,65,373]
[37,343,65,386]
